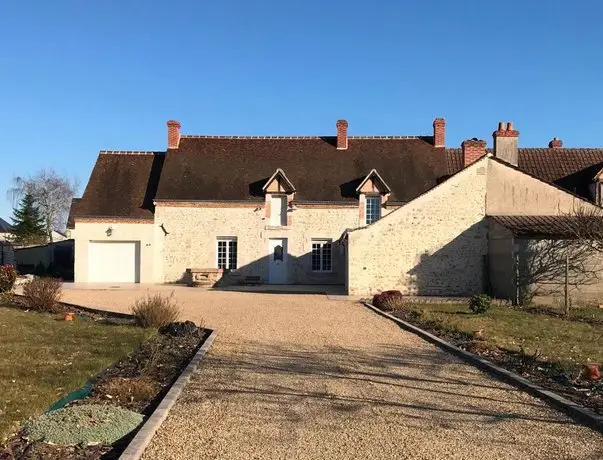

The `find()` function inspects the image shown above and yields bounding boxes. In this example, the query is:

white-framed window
[311,239,332,272]
[217,238,237,269]
[365,196,381,224]
[270,195,287,226]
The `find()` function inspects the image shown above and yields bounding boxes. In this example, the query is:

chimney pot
[507,122,514,131]
[498,122,506,131]
[336,119,348,150]
[433,118,446,147]
[549,137,563,148]
[167,120,181,149]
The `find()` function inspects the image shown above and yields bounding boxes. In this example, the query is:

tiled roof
[446,147,603,199]
[518,149,603,198]
[490,215,580,237]
[69,152,164,223]
[155,137,448,203]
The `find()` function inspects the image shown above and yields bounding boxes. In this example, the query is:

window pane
[311,243,321,271]
[217,241,227,269]
[218,239,237,269]
[322,243,332,271]
[366,197,381,224]
[311,241,332,272]
[229,240,237,269]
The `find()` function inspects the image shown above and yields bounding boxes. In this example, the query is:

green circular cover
[23,404,144,446]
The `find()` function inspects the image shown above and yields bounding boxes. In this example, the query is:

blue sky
[1,1,603,219]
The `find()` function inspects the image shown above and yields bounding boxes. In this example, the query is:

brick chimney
[493,121,519,166]
[167,120,181,149]
[433,118,445,147]
[461,138,487,167]
[336,119,348,150]
[548,137,563,148]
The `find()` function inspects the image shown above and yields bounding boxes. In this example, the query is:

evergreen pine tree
[10,193,47,246]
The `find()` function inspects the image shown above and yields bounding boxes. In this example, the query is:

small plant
[131,291,181,328]
[0,265,17,294]
[468,294,491,314]
[99,377,159,406]
[372,290,403,311]
[517,345,542,374]
[22,277,63,312]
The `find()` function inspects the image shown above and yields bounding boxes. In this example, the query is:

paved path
[62,287,602,460]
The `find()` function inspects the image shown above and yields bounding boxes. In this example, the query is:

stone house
[69,119,603,300]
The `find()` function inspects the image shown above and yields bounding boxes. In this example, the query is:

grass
[525,304,603,324]
[397,302,603,371]
[0,305,153,441]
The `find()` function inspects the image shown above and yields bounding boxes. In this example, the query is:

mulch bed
[389,308,603,417]
[0,314,209,460]
[8,294,135,326]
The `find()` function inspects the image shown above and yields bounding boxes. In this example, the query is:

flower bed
[369,300,602,417]
[0,304,210,459]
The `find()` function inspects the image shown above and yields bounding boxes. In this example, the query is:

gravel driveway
[62,287,602,460]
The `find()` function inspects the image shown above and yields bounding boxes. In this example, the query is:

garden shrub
[22,277,63,312]
[469,294,492,314]
[372,290,404,311]
[0,265,17,293]
[131,292,181,328]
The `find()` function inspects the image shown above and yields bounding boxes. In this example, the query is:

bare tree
[7,169,78,242]
[518,203,603,314]
[559,203,603,253]
[517,238,599,313]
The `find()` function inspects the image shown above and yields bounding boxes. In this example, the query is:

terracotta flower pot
[583,363,600,381]
[64,313,74,322]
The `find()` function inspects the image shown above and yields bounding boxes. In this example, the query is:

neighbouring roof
[155,136,447,203]
[0,217,13,232]
[490,215,584,237]
[446,148,603,199]
[68,152,164,225]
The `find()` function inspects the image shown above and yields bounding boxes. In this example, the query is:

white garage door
[88,241,140,283]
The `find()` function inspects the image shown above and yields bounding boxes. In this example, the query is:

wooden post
[565,252,570,316]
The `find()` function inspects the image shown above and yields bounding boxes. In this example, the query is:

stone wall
[347,158,489,296]
[154,204,386,284]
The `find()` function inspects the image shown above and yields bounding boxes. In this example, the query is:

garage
[88,241,140,283]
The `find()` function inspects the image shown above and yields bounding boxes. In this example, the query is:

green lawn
[0,305,153,441]
[525,304,603,324]
[397,303,603,371]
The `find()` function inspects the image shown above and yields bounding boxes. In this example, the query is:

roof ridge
[180,135,426,140]
[181,135,323,139]
[99,150,161,155]
[519,147,603,151]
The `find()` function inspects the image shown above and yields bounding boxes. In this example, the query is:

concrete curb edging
[362,301,603,434]
[119,328,218,460]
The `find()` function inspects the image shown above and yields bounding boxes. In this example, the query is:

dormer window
[365,196,381,224]
[356,169,391,225]
[263,168,296,226]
